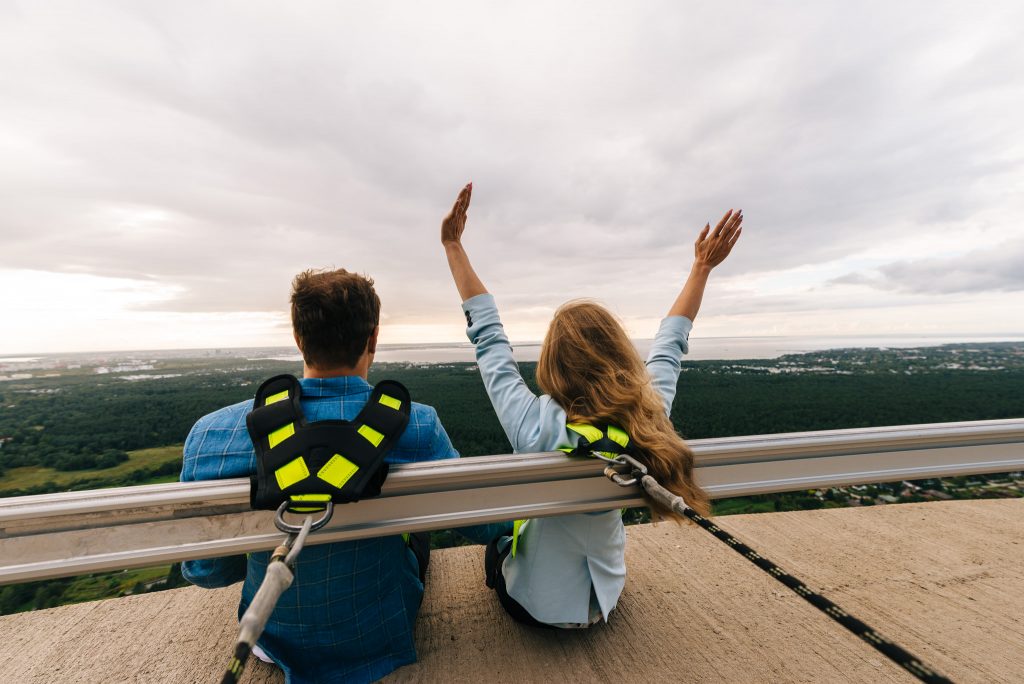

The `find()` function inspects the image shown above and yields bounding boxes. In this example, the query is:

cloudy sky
[1,0,1022,354]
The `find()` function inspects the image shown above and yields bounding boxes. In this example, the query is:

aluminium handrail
[0,418,1022,584]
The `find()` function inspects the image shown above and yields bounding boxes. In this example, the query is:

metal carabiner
[597,452,648,488]
[604,465,639,487]
[617,453,648,477]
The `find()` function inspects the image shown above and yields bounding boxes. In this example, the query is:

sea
[1,333,1021,371]
[248,333,1024,365]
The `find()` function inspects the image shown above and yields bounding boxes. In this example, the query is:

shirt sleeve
[463,293,541,452]
[181,556,248,589]
[645,316,693,415]
[179,422,247,588]
[428,406,460,459]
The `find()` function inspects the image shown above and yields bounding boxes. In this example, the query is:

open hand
[694,209,743,269]
[441,183,473,245]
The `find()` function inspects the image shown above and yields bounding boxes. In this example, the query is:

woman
[440,182,743,628]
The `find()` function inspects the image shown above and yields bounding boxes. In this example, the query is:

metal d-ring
[274,500,335,535]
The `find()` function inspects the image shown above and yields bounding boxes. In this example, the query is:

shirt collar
[299,375,372,398]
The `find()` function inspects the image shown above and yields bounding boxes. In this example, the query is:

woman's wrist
[690,260,713,278]
[443,240,464,253]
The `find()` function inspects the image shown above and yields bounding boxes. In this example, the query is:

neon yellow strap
[378,394,402,410]
[275,456,310,490]
[511,519,528,557]
[288,493,331,512]
[566,422,604,443]
[606,425,630,448]
[317,454,359,488]
[265,389,289,406]
[358,424,385,447]
[268,423,295,449]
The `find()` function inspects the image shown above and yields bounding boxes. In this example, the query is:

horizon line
[3,332,1024,359]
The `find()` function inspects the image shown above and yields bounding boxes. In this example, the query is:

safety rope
[219,502,334,684]
[602,454,954,684]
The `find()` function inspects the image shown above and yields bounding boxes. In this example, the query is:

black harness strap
[246,374,411,511]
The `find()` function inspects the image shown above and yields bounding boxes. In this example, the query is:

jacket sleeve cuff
[463,293,502,343]
[656,315,693,355]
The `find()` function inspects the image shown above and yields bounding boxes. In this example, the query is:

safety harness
[221,374,412,684]
[246,374,411,513]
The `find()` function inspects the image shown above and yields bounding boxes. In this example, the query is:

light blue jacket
[463,294,692,625]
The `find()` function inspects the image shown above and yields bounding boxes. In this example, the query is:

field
[0,445,182,496]
[1,341,1022,613]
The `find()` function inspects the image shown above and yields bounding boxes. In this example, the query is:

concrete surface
[1,499,1021,683]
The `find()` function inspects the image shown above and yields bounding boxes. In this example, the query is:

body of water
[5,335,1021,371]
[253,333,1024,364]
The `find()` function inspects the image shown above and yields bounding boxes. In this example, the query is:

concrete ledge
[2,499,1022,683]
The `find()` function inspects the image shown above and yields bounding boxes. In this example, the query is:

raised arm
[667,208,743,320]
[439,184,541,451]
[648,209,744,412]
[442,182,488,302]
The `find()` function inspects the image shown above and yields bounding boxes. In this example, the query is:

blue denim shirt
[181,375,502,684]
[463,294,692,625]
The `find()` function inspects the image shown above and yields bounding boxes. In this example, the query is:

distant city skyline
[2,1,1023,354]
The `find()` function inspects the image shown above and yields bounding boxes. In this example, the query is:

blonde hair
[536,300,711,520]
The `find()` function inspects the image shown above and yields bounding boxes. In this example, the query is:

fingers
[720,209,742,241]
[711,209,733,237]
[696,223,710,244]
[442,183,474,243]
[452,182,473,219]
[448,193,464,219]
[711,209,742,245]
[728,226,742,247]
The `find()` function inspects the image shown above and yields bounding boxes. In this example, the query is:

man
[182,268,501,683]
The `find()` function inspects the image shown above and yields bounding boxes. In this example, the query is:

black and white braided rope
[638,474,953,684]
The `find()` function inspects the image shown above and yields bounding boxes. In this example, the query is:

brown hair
[290,269,381,369]
[536,300,711,520]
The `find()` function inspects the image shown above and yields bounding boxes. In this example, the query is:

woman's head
[537,300,645,417]
[537,300,711,519]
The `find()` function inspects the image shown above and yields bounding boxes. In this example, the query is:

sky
[1,0,1023,354]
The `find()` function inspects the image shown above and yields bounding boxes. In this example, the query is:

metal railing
[1,418,1021,585]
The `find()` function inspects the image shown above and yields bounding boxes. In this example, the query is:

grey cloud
[1,1,1023,325]
[828,273,874,286]
[880,242,1024,294]
[830,239,1024,295]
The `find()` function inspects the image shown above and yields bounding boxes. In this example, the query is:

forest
[2,342,1023,490]
[0,341,1021,613]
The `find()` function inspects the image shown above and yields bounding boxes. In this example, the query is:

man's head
[290,268,381,373]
